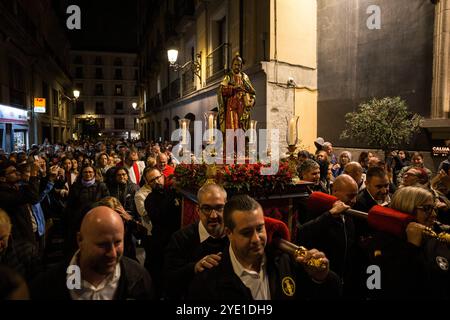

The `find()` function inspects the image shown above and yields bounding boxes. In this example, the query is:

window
[75,67,83,78]
[95,84,104,96]
[115,101,124,113]
[75,101,85,114]
[134,70,138,80]
[134,86,139,96]
[95,68,103,79]
[115,85,123,96]
[75,83,83,91]
[95,102,105,114]
[52,89,59,117]
[74,56,83,64]
[42,82,49,113]
[114,69,123,80]
[8,58,25,107]
[95,56,103,65]
[114,58,122,66]
[114,118,125,129]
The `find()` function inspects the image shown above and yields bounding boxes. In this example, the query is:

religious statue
[217,53,256,135]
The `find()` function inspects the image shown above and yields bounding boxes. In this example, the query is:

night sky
[66,0,138,52]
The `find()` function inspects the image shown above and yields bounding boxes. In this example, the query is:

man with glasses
[144,168,181,298]
[163,183,229,299]
[400,167,429,188]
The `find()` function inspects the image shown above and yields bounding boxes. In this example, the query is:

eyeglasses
[416,205,436,215]
[149,175,163,183]
[404,172,418,177]
[199,205,225,215]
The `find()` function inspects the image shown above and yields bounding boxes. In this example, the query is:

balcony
[162,87,170,105]
[170,78,180,101]
[206,43,230,84]
[182,63,196,96]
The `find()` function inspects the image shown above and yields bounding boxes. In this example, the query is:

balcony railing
[170,78,180,101]
[162,87,170,105]
[182,63,196,96]
[206,43,230,83]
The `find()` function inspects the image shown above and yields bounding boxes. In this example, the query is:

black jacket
[0,177,40,245]
[163,223,229,299]
[297,211,355,286]
[188,246,341,300]
[108,181,139,218]
[64,181,109,256]
[30,256,155,300]
[366,231,450,299]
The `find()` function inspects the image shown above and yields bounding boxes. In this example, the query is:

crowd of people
[0,137,449,300]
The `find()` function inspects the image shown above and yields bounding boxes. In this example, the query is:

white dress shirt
[67,250,121,300]
[229,246,271,300]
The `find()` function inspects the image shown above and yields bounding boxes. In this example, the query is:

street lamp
[132,102,138,110]
[69,89,81,140]
[167,49,202,82]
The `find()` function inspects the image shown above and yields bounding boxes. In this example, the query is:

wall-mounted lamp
[132,102,138,110]
[167,49,202,82]
[73,90,80,99]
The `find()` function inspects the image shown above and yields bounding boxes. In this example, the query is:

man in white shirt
[30,206,154,300]
[188,195,341,300]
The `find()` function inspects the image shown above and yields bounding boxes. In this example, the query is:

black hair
[223,195,261,231]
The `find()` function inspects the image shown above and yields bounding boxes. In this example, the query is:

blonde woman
[366,186,450,299]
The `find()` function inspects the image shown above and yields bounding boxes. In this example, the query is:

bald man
[297,175,358,296]
[157,153,175,186]
[344,161,365,191]
[30,206,154,300]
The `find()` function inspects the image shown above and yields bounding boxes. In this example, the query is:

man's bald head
[79,206,124,239]
[77,206,124,278]
[344,162,363,186]
[157,153,168,170]
[332,174,358,206]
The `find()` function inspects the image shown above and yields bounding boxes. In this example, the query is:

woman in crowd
[366,186,450,299]
[64,164,109,256]
[107,167,139,219]
[332,151,352,178]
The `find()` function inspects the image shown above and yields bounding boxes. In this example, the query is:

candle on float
[181,122,187,144]
[249,120,257,143]
[208,114,214,142]
[288,118,296,145]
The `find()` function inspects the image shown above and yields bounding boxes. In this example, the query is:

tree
[340,97,423,158]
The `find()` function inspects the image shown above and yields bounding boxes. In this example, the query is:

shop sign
[0,104,28,124]
[34,98,46,113]
[432,146,450,157]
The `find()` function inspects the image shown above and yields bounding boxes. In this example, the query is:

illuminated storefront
[0,104,29,152]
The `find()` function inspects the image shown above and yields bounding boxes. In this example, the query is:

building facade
[137,0,318,152]
[0,0,72,151]
[317,0,450,165]
[70,51,140,140]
